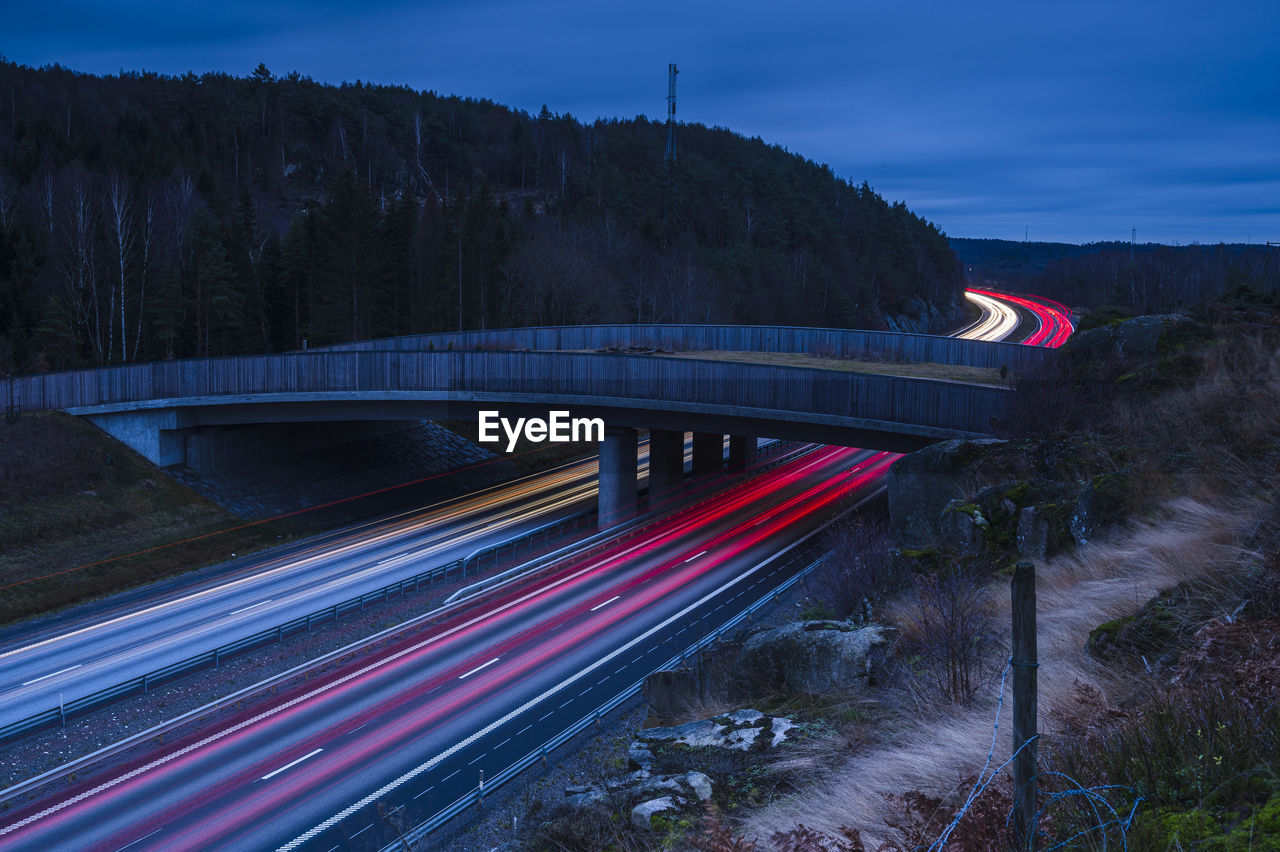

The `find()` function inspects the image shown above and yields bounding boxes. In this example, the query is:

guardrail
[14,348,1011,440]
[0,512,592,748]
[0,440,800,751]
[381,530,846,851]
[320,322,1054,373]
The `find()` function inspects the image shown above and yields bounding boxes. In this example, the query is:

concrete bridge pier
[691,432,724,477]
[598,426,639,529]
[728,434,756,466]
[647,429,685,510]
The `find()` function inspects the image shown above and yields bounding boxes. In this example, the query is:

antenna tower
[663,63,678,245]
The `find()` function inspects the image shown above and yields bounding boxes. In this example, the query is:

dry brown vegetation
[735,308,1280,848]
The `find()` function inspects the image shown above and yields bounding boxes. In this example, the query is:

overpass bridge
[9,324,1054,526]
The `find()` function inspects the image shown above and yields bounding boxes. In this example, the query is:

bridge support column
[598,427,639,529]
[647,429,685,510]
[692,432,724,477]
[728,434,756,466]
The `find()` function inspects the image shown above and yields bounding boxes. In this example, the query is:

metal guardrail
[0,512,592,748]
[0,440,800,753]
[383,531,847,852]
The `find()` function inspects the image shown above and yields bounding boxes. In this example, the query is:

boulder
[1070,472,1129,547]
[631,796,683,830]
[730,621,890,697]
[684,771,713,803]
[1067,315,1169,363]
[939,499,990,555]
[888,439,1006,549]
[642,668,702,723]
[635,708,794,752]
[1016,506,1048,560]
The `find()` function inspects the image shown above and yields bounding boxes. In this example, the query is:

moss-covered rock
[1070,470,1131,547]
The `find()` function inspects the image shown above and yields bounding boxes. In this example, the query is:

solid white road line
[113,828,162,851]
[682,550,708,563]
[21,665,82,686]
[229,600,273,615]
[589,595,620,612]
[458,658,500,680]
[260,748,324,781]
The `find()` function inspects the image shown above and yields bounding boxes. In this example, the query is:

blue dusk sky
[5,0,1278,244]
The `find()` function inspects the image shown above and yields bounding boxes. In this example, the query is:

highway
[0,440,709,731]
[957,289,1021,342]
[965,287,1074,348]
[0,291,1067,850]
[0,447,897,852]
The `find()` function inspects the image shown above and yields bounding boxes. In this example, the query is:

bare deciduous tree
[105,174,135,361]
[902,568,1001,704]
[815,513,896,621]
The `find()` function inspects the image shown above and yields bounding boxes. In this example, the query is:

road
[965,287,1074,348]
[0,439,715,731]
[0,446,896,852]
[0,291,1067,849]
[957,289,1021,342]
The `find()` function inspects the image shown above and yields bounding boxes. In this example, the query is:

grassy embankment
[738,292,1280,849]
[0,413,597,627]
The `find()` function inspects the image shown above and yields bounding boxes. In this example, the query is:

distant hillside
[0,60,964,372]
[950,237,1129,288]
[952,237,1279,312]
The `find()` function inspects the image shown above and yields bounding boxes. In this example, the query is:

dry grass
[740,497,1259,846]
[650,351,1006,386]
[0,412,288,624]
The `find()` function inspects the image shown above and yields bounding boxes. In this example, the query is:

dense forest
[0,60,964,373]
[953,237,1279,313]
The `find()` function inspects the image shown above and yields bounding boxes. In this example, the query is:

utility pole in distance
[1011,561,1039,847]
[663,63,678,248]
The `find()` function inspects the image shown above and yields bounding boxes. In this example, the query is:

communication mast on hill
[664,63,678,246]
[666,63,678,166]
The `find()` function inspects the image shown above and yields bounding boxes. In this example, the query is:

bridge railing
[319,323,1053,371]
[12,349,1009,435]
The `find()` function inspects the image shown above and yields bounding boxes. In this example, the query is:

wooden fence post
[1012,561,1038,847]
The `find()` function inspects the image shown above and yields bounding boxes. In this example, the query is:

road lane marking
[413,786,434,800]
[350,824,373,839]
[683,550,708,563]
[539,711,553,721]
[21,665,81,685]
[517,725,531,735]
[260,748,323,781]
[229,600,273,615]
[458,658,500,680]
[279,547,776,850]
[114,829,161,851]
[589,595,620,612]
[468,753,485,765]
[496,737,510,749]
[442,770,460,782]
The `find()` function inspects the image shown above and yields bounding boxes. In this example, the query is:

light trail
[958,290,1021,341]
[0,291,1069,850]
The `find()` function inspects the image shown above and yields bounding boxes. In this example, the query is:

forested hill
[953,237,1278,312]
[0,60,964,372]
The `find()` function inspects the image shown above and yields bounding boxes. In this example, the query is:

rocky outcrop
[1070,472,1130,547]
[887,439,1007,549]
[633,708,796,753]
[1067,315,1170,363]
[641,668,701,723]
[730,622,889,697]
[631,796,682,830]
